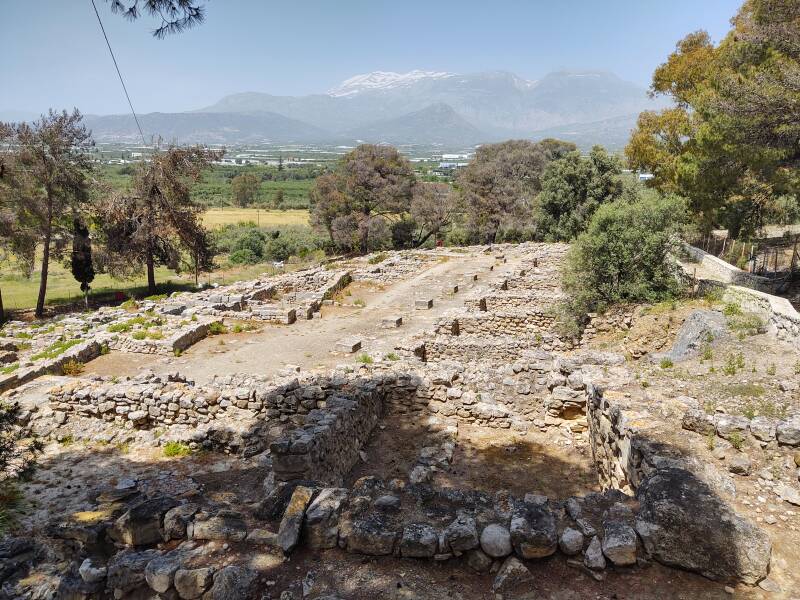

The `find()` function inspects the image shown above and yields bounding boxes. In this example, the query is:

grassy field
[0,253,305,313]
[202,208,310,229]
[99,164,317,209]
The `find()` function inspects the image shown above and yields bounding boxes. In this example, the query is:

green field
[202,208,310,228]
[99,164,318,209]
[0,259,301,312]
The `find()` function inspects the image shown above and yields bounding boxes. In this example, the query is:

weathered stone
[728,454,752,476]
[466,548,492,572]
[204,566,256,600]
[510,501,557,559]
[163,503,198,541]
[601,521,638,566]
[106,549,161,594]
[651,310,727,363]
[635,468,770,584]
[335,337,362,353]
[415,298,433,310]
[144,555,180,594]
[78,557,107,584]
[715,414,750,440]
[442,514,479,554]
[584,536,606,570]
[492,556,535,595]
[190,510,247,542]
[682,409,716,436]
[777,417,800,446]
[174,567,213,599]
[558,527,584,556]
[346,514,398,556]
[479,523,512,558]
[750,417,777,442]
[277,485,314,553]
[304,488,348,550]
[399,523,438,558]
[110,496,179,546]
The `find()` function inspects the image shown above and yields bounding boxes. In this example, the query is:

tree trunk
[36,220,52,319]
[0,287,5,325]
[146,249,156,295]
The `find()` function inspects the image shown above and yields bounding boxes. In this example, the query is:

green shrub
[353,298,366,308]
[61,360,85,376]
[208,322,228,335]
[386,352,400,361]
[728,431,745,451]
[131,331,147,340]
[723,302,742,316]
[659,358,674,369]
[107,322,132,333]
[163,441,191,457]
[561,191,688,319]
[356,353,374,364]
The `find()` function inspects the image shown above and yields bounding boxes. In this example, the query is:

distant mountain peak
[328,70,456,97]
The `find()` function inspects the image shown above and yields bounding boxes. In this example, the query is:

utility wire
[90,0,147,146]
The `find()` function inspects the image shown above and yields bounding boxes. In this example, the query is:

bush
[61,360,85,376]
[562,191,689,318]
[229,248,259,265]
[163,441,191,457]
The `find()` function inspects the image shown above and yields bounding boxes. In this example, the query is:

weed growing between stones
[660,358,674,369]
[208,322,229,335]
[356,353,374,364]
[61,360,85,376]
[163,442,192,458]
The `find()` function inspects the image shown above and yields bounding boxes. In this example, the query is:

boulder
[479,523,512,558]
[651,310,727,363]
[304,488,348,549]
[558,527,584,556]
[601,521,638,566]
[204,565,256,600]
[277,485,314,553]
[346,514,398,556]
[681,409,716,436]
[777,417,800,446]
[144,555,180,594]
[110,496,179,546]
[163,503,199,541]
[78,557,107,584]
[442,514,479,554]
[466,548,493,572]
[728,454,753,476]
[492,556,535,595]
[106,549,161,595]
[750,417,777,442]
[715,414,750,440]
[635,468,770,584]
[584,536,606,570]
[399,523,439,558]
[175,567,213,599]
[510,501,557,559]
[190,510,247,542]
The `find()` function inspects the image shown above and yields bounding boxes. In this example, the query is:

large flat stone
[277,485,314,553]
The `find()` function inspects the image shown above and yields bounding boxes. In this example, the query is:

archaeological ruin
[1,243,799,599]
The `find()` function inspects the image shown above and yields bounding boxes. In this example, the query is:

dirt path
[85,251,521,384]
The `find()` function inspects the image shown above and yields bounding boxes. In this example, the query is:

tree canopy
[455,139,576,243]
[625,0,800,238]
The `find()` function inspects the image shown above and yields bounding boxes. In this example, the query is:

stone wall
[106,319,221,355]
[270,379,386,484]
[682,243,773,291]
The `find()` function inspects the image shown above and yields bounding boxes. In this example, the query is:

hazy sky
[1,0,742,116]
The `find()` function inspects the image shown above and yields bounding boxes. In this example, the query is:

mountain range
[10,70,669,149]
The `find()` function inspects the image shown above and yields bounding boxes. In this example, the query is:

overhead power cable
[90,0,147,146]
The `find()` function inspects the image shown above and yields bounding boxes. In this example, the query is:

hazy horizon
[1,0,741,117]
